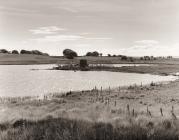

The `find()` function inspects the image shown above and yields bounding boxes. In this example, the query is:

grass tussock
[0,117,179,140]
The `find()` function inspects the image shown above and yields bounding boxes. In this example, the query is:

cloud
[120,40,179,56]
[31,31,112,43]
[29,26,65,34]
[130,40,159,50]
[134,40,159,45]
[32,35,84,42]
[75,44,91,47]
[0,6,38,15]
[85,37,112,40]
[58,6,78,13]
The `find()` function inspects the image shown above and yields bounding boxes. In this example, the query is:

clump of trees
[86,51,99,57]
[20,50,49,56]
[121,55,128,60]
[20,50,32,54]
[63,49,78,59]
[167,56,173,59]
[12,50,19,54]
[0,49,9,53]
[0,49,49,56]
[140,56,158,61]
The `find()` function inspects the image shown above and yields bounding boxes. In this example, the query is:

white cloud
[31,33,112,43]
[29,26,65,34]
[75,44,91,47]
[58,6,78,13]
[85,37,112,40]
[134,40,159,45]
[120,40,179,56]
[0,6,38,14]
[32,35,84,42]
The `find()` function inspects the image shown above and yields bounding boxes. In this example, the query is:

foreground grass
[1,81,179,140]
[0,116,179,140]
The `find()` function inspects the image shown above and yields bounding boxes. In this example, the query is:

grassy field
[1,80,179,139]
[1,53,179,65]
[1,116,179,140]
[1,54,179,76]
[1,54,179,139]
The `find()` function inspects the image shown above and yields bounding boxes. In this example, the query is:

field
[1,80,179,139]
[1,54,179,65]
[1,54,179,139]
[1,54,179,76]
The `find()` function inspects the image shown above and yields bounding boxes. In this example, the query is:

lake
[0,65,177,97]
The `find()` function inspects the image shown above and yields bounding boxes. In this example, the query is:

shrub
[20,50,32,54]
[80,59,88,68]
[42,53,49,56]
[86,51,99,57]
[12,50,19,54]
[129,57,134,62]
[0,49,8,53]
[31,50,43,55]
[140,57,144,60]
[1,117,179,140]
[86,52,93,56]
[63,49,78,59]
[121,55,128,60]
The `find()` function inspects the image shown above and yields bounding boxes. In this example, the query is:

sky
[0,0,179,56]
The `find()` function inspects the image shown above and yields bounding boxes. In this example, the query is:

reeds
[1,115,179,140]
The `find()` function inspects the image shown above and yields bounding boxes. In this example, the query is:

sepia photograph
[0,0,179,139]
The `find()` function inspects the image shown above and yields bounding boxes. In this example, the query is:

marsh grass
[1,116,179,140]
[1,82,179,140]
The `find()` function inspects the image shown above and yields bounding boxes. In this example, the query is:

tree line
[62,49,173,60]
[0,49,49,56]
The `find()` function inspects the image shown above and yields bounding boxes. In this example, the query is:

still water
[0,65,177,97]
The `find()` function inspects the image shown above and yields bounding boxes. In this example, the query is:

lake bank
[1,79,179,122]
[1,80,179,139]
[1,53,179,76]
[1,54,179,65]
[1,56,179,139]
[52,63,179,76]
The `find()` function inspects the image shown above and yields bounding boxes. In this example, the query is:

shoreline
[51,65,179,76]
[0,77,177,99]
[1,56,179,139]
[1,76,179,139]
[1,79,179,114]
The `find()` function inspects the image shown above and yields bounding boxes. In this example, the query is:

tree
[20,50,32,54]
[129,57,134,62]
[92,51,99,57]
[0,49,8,53]
[140,57,144,60]
[121,55,128,61]
[63,49,78,59]
[12,50,19,54]
[86,52,93,56]
[107,54,111,57]
[42,53,49,56]
[86,51,99,57]
[144,56,150,60]
[31,50,43,55]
